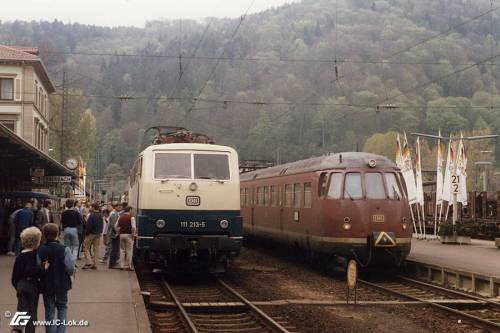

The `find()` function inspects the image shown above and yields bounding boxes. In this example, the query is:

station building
[0,44,74,191]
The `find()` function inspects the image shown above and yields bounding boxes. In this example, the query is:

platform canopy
[0,123,75,192]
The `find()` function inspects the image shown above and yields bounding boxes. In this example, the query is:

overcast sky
[2,0,299,27]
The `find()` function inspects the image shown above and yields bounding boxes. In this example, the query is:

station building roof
[0,44,56,93]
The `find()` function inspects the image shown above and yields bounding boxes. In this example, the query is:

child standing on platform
[11,226,44,333]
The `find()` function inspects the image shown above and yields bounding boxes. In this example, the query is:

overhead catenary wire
[185,0,257,115]
[19,89,500,110]
[38,49,500,66]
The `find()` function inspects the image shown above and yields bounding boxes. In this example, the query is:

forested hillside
[1,0,499,190]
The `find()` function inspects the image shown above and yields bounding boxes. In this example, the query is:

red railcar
[240,152,412,268]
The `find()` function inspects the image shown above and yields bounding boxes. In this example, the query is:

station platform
[406,238,500,297]
[0,253,151,332]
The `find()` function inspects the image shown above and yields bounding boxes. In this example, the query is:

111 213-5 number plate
[186,196,200,206]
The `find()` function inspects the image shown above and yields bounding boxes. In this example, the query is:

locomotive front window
[154,153,191,179]
[365,173,386,199]
[344,173,362,199]
[194,154,230,180]
[385,173,403,200]
[327,173,342,199]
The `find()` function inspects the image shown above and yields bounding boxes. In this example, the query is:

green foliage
[363,131,398,159]
[103,163,127,193]
[4,0,500,175]
[48,91,97,171]
[438,222,454,237]
[456,223,477,237]
[438,222,477,237]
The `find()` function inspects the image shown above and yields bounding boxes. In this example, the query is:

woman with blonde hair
[11,226,45,333]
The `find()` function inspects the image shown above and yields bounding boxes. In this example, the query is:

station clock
[64,157,79,170]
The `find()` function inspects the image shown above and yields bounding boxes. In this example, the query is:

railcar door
[279,185,284,233]
[250,187,255,226]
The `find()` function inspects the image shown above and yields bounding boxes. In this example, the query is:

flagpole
[433,199,439,239]
[409,204,418,238]
[416,203,423,238]
[444,201,451,224]
[421,203,426,239]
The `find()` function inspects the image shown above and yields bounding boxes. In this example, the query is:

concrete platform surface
[0,251,151,333]
[408,238,500,279]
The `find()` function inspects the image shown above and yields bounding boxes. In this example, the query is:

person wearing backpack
[38,223,75,333]
[11,226,44,333]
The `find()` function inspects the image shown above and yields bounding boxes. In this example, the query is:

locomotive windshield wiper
[392,186,401,200]
[198,176,226,183]
[344,189,354,201]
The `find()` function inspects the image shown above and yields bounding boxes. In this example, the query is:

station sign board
[44,176,72,183]
[32,176,72,185]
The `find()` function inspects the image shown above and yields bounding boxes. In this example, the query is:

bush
[456,223,477,237]
[438,222,454,237]
[438,222,477,237]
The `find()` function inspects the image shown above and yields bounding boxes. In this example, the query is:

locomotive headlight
[220,219,229,229]
[402,222,407,230]
[343,217,352,230]
[368,159,377,168]
[156,219,166,229]
[189,182,198,191]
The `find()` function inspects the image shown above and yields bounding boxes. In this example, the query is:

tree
[363,131,399,160]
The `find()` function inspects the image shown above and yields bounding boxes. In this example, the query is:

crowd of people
[8,198,137,333]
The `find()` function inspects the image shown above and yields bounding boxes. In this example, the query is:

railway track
[360,275,500,332]
[140,271,298,333]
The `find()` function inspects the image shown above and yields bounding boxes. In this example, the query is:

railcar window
[257,187,263,206]
[264,186,269,206]
[194,154,230,180]
[240,188,245,206]
[243,188,248,206]
[294,183,301,208]
[344,173,363,199]
[154,153,191,179]
[270,185,277,206]
[285,184,292,207]
[328,173,342,199]
[304,182,312,208]
[385,173,403,200]
[319,173,328,197]
[365,173,386,199]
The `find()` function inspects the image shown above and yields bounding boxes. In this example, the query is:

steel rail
[217,278,291,333]
[359,278,500,332]
[397,275,500,308]
[160,279,199,333]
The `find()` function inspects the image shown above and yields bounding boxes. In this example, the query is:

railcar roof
[240,152,398,181]
[141,143,237,155]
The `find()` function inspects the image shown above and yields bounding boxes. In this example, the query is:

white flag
[456,134,468,205]
[415,137,425,206]
[401,133,418,205]
[442,140,455,204]
[435,131,445,205]
[395,133,403,168]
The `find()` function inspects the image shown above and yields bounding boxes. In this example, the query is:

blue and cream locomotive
[128,127,242,272]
